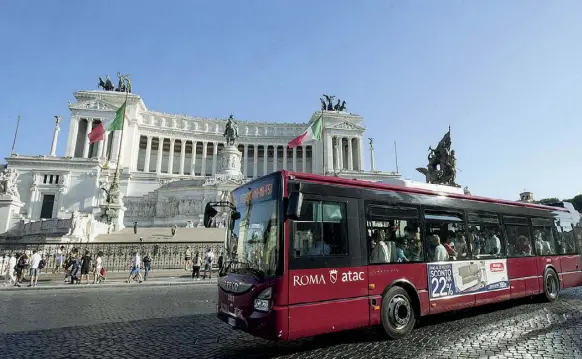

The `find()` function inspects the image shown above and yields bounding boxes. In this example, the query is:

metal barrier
[0,242,224,272]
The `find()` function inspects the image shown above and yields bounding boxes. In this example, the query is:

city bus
[205,170,582,341]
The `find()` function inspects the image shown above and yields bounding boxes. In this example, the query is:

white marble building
[3,89,399,231]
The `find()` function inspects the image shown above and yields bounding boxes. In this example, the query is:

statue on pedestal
[223,114,239,146]
[321,94,347,112]
[416,127,459,187]
[98,75,115,91]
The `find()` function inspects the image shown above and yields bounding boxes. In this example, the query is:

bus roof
[280,171,568,213]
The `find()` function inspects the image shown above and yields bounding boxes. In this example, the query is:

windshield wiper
[229,259,265,280]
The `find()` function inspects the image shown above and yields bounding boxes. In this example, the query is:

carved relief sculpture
[0,168,20,200]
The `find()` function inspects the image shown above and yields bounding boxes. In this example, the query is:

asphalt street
[1,284,582,359]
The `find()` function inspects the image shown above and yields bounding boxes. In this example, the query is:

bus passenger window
[425,211,466,262]
[293,200,348,257]
[532,226,556,256]
[366,206,422,264]
[554,221,577,255]
[469,213,505,259]
[505,225,532,257]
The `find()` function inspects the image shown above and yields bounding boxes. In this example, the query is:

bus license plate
[228,317,236,327]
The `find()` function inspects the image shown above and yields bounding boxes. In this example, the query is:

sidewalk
[0,269,218,292]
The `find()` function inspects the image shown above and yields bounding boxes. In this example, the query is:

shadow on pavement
[3,293,582,359]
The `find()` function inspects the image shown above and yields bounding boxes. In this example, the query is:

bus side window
[469,213,505,259]
[504,224,532,257]
[425,210,466,262]
[366,205,421,264]
[554,220,577,255]
[293,199,348,257]
[531,218,558,256]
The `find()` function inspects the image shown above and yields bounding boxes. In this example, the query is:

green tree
[537,198,561,205]
[565,195,582,211]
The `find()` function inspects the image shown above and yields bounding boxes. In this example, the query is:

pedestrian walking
[5,253,16,286]
[134,222,138,234]
[192,253,201,280]
[93,251,103,284]
[14,252,28,287]
[80,250,92,284]
[28,250,42,287]
[171,225,177,237]
[143,252,152,281]
[184,247,192,270]
[202,248,214,280]
[53,246,65,274]
[126,251,143,283]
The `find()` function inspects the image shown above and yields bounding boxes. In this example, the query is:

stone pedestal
[0,195,25,234]
[100,203,126,232]
[218,144,243,176]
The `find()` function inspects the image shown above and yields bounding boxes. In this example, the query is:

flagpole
[113,89,129,182]
[321,110,325,175]
[10,115,20,155]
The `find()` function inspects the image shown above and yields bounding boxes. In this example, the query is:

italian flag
[287,115,323,149]
[88,101,127,144]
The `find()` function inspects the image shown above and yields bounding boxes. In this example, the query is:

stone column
[283,145,288,170]
[243,144,248,177]
[347,137,353,171]
[273,146,278,172]
[253,145,258,177]
[326,133,334,173]
[212,142,218,175]
[292,147,297,171]
[156,137,165,174]
[201,141,208,176]
[339,138,345,170]
[144,135,152,172]
[101,132,109,159]
[50,116,61,157]
[179,139,186,175]
[82,119,93,158]
[66,117,80,157]
[359,138,365,171]
[190,140,197,175]
[302,146,307,172]
[263,146,268,175]
[334,137,340,170]
[96,135,104,158]
[370,139,376,171]
[168,139,175,174]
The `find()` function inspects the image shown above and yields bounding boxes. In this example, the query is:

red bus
[206,171,582,341]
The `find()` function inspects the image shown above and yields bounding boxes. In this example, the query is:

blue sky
[1,1,581,201]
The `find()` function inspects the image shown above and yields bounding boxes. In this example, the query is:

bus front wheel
[542,268,559,302]
[380,286,415,339]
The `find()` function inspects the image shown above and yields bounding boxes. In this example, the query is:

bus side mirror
[230,211,241,231]
[286,191,303,220]
[204,203,218,228]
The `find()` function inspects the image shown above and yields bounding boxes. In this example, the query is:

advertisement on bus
[427,259,509,299]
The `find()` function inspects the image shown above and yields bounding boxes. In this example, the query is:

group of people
[185,247,221,280]
[1,250,46,287]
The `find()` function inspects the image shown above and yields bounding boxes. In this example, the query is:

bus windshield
[225,177,280,278]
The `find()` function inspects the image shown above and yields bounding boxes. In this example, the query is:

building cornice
[6,155,102,170]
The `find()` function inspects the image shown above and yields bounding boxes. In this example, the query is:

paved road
[2,285,582,359]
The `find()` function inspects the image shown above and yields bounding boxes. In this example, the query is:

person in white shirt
[126,252,143,283]
[202,249,214,280]
[29,250,43,287]
[485,231,501,256]
[93,251,103,284]
[5,254,16,286]
[432,235,449,262]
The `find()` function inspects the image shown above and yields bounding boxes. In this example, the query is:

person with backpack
[142,252,152,281]
[192,253,201,280]
[14,252,28,287]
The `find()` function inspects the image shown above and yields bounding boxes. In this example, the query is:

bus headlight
[254,287,272,312]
